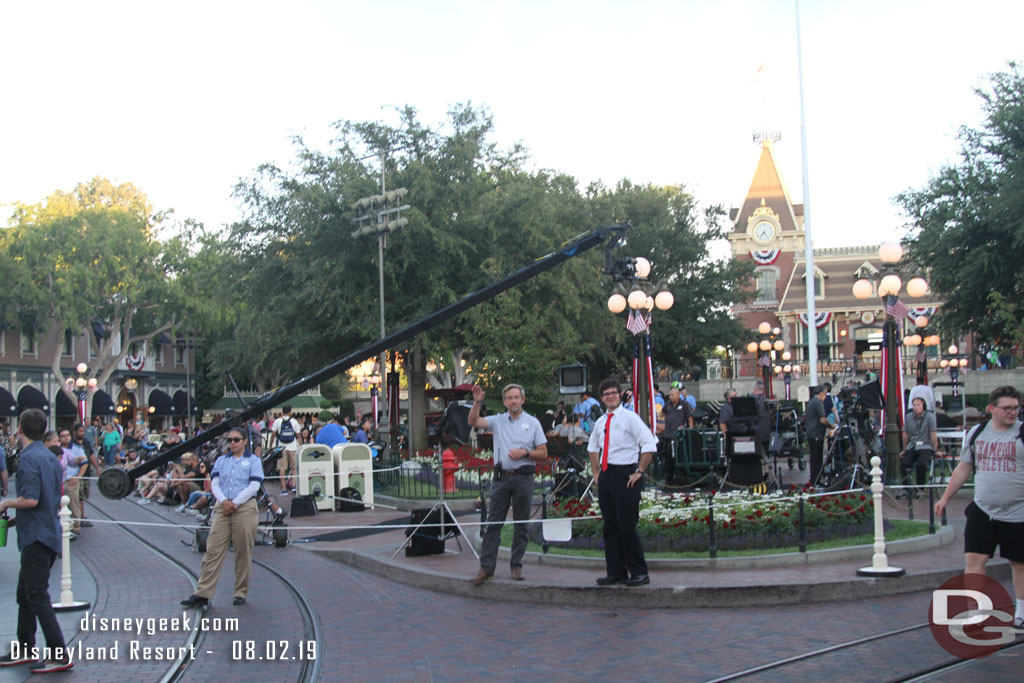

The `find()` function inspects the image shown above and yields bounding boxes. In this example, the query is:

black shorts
[963,501,1024,562]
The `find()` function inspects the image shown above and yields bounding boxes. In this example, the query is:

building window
[21,329,37,356]
[153,342,163,364]
[754,267,779,304]
[175,344,186,366]
[814,274,825,300]
[853,326,883,359]
[62,330,74,358]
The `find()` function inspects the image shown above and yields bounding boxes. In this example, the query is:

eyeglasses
[225,437,245,443]
[601,390,620,397]
[994,405,1021,413]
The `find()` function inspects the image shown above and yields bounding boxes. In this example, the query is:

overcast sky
[2,0,1021,247]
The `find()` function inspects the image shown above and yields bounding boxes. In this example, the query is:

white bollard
[53,494,90,612]
[856,456,905,577]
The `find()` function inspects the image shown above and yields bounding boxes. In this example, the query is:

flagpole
[796,0,818,386]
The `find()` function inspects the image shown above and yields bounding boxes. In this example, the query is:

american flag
[626,309,650,335]
[885,296,909,321]
[756,352,771,367]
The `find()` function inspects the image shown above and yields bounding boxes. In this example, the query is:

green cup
[0,516,8,548]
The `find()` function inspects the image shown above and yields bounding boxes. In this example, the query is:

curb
[306,542,1009,609]
[489,524,955,570]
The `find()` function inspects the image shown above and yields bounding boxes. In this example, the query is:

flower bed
[402,445,556,492]
[542,485,881,553]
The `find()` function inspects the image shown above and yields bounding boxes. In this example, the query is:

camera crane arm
[97,223,629,499]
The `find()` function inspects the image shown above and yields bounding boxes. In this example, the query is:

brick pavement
[3,478,1020,681]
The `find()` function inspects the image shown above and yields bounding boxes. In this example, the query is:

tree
[213,105,753,448]
[0,177,201,411]
[897,62,1024,347]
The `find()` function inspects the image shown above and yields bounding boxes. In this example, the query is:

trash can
[297,444,335,511]
[331,443,374,510]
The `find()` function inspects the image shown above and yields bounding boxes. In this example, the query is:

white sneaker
[175,504,186,513]
[137,498,151,505]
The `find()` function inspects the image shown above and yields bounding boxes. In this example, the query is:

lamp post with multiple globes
[745,322,787,398]
[606,256,674,431]
[65,362,98,423]
[852,242,929,483]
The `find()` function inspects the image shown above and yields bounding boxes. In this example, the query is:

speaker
[405,507,459,557]
[337,486,365,512]
[439,403,471,445]
[558,364,588,394]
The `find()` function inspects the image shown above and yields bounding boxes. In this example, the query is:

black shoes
[596,576,626,586]
[596,575,650,587]
[180,594,209,608]
[232,596,246,605]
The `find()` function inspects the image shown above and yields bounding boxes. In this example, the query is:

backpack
[278,417,296,444]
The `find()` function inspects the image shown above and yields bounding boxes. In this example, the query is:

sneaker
[80,521,93,528]
[175,504,186,513]
[29,658,73,674]
[0,651,36,666]
[279,490,289,497]
[137,498,151,505]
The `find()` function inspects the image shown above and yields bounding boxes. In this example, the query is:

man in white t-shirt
[935,385,1024,629]
[270,405,301,494]
[908,377,935,412]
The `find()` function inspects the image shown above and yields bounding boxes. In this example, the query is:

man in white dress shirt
[588,378,659,587]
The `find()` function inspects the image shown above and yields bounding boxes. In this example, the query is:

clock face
[754,220,777,244]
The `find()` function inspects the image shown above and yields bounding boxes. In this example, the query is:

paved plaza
[1,479,1021,682]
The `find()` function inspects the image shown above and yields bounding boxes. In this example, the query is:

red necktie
[601,412,613,472]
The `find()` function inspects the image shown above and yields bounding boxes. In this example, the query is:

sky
[2,0,1022,248]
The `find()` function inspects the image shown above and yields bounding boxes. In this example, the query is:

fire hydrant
[441,448,457,493]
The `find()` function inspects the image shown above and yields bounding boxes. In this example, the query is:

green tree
[213,105,752,448]
[0,177,203,411]
[897,62,1024,347]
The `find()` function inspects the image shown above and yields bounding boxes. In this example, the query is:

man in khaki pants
[180,426,264,607]
[58,428,87,535]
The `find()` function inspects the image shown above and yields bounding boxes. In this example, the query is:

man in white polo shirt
[588,378,659,587]
[467,383,547,584]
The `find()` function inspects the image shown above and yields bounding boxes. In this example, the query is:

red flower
[755,510,764,517]
[782,512,790,517]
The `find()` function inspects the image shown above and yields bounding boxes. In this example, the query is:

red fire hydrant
[441,448,457,493]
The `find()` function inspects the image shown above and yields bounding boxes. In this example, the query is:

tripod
[392,444,478,559]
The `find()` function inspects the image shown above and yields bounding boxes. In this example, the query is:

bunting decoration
[880,333,906,431]
[642,334,657,435]
[907,306,936,319]
[797,311,832,328]
[750,249,780,265]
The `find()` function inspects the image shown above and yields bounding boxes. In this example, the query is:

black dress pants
[17,541,66,653]
[808,437,824,486]
[597,464,647,579]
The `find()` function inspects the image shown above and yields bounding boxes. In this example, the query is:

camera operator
[900,397,942,487]
[806,386,829,486]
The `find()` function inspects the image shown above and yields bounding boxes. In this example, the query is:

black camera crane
[98,223,630,500]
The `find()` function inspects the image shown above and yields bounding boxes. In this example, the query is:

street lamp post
[746,322,787,398]
[606,256,674,432]
[65,362,98,423]
[853,242,928,483]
